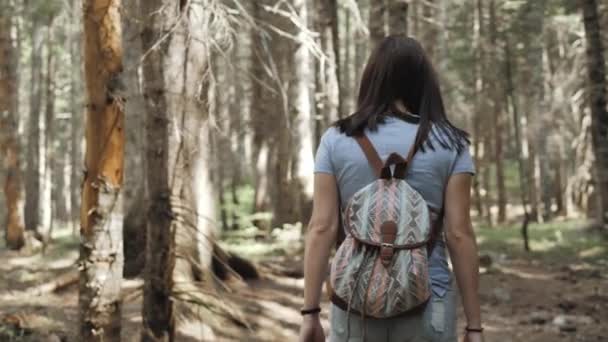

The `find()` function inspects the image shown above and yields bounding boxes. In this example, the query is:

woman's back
[315,116,474,211]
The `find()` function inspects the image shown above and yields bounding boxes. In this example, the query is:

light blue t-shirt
[314,116,475,297]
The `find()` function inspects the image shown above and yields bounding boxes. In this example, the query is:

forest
[0,0,607,341]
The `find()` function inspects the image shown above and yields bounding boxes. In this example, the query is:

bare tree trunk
[0,0,25,249]
[472,0,486,219]
[421,0,440,62]
[504,29,531,245]
[122,0,147,278]
[489,0,506,223]
[25,16,43,233]
[521,0,547,222]
[389,0,408,36]
[581,0,608,228]
[79,1,124,340]
[140,1,174,334]
[41,21,55,242]
[70,0,83,231]
[141,2,216,340]
[369,0,386,48]
[316,0,341,126]
[292,0,315,223]
[250,0,274,228]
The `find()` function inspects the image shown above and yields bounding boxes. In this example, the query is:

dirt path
[1,245,606,341]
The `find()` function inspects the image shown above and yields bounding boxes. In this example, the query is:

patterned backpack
[329,132,443,320]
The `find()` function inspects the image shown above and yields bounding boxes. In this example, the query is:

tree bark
[389,0,408,36]
[292,0,315,223]
[121,0,147,279]
[79,1,125,340]
[504,26,531,227]
[140,1,174,334]
[0,0,25,250]
[25,15,43,233]
[581,0,608,228]
[141,2,215,340]
[70,0,83,231]
[521,0,547,222]
[369,0,386,48]
[489,0,507,223]
[316,0,341,127]
[250,0,273,227]
[41,21,55,242]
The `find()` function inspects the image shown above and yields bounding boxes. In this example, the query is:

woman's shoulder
[320,126,349,146]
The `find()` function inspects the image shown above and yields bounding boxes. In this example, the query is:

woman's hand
[298,315,325,342]
[463,331,484,342]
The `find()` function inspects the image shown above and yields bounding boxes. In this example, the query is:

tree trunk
[521,0,547,222]
[25,16,43,233]
[316,0,341,127]
[369,0,386,48]
[70,0,83,231]
[41,21,55,242]
[79,1,124,340]
[140,1,174,334]
[581,0,608,228]
[489,0,506,223]
[389,0,408,36]
[504,27,531,226]
[472,0,486,219]
[122,0,147,279]
[0,0,25,250]
[292,0,315,224]
[141,2,215,340]
[421,0,440,62]
[250,0,273,227]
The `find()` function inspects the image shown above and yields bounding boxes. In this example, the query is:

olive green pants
[329,288,457,342]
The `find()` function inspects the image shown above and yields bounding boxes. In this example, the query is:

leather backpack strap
[354,134,384,178]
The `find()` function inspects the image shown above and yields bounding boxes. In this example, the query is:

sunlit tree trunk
[389,0,408,36]
[291,0,315,225]
[0,0,25,250]
[581,0,608,228]
[41,21,55,242]
[79,1,124,340]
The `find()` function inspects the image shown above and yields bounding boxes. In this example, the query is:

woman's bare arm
[302,173,340,311]
[444,173,482,329]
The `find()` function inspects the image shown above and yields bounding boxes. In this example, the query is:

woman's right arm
[444,173,484,341]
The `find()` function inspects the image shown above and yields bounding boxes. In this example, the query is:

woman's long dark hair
[335,35,469,152]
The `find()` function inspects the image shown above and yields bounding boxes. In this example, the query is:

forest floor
[0,220,606,342]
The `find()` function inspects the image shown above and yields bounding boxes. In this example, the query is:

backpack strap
[354,135,385,178]
[354,127,423,179]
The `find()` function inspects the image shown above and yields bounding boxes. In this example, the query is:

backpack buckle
[380,243,395,267]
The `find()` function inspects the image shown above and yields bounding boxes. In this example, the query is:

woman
[299,36,484,342]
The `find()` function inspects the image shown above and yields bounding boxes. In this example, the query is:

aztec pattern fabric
[330,178,437,318]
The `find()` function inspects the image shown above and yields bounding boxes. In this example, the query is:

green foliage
[477,220,608,265]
